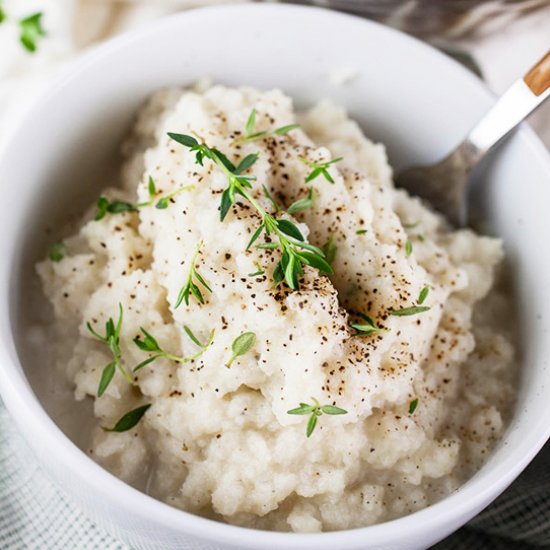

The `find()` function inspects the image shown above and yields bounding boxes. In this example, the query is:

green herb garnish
[95,197,137,220]
[390,306,431,317]
[287,188,314,215]
[233,108,300,145]
[86,304,133,397]
[287,397,348,437]
[356,229,368,235]
[299,156,343,184]
[405,240,413,256]
[48,241,68,262]
[0,6,6,24]
[183,326,215,361]
[418,285,430,305]
[133,325,214,371]
[227,332,256,367]
[391,282,431,316]
[96,177,192,219]
[155,185,193,209]
[350,312,387,337]
[403,221,419,229]
[168,133,332,290]
[322,236,337,265]
[19,12,45,53]
[409,398,419,414]
[175,241,212,307]
[262,184,281,212]
[104,404,151,432]
[248,263,265,277]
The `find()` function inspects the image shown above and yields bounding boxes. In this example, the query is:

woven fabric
[434,442,550,549]
[0,400,127,550]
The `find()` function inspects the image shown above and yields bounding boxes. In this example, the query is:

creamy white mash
[37,85,516,532]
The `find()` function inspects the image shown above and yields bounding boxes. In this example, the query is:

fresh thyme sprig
[48,242,68,262]
[167,133,333,290]
[86,304,133,397]
[350,312,388,337]
[299,155,343,184]
[175,241,212,308]
[226,332,256,367]
[233,108,300,145]
[287,397,348,437]
[139,176,194,210]
[133,325,214,371]
[104,404,151,433]
[95,177,192,220]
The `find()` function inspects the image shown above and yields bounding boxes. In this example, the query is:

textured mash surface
[37,86,516,532]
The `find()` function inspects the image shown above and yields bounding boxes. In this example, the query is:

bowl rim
[1,3,550,548]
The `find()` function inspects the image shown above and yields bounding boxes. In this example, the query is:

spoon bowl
[396,51,550,226]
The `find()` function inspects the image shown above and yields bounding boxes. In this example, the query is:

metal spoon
[396,50,550,227]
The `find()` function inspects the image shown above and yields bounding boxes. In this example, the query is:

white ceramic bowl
[0,4,549,550]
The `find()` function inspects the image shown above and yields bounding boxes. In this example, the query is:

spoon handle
[464,49,550,162]
[525,50,550,96]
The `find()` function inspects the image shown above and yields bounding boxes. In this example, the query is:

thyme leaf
[86,304,133,396]
[104,404,151,432]
[321,236,337,265]
[390,306,431,317]
[418,285,430,305]
[287,397,347,437]
[262,184,281,212]
[233,108,300,145]
[299,156,343,184]
[48,242,68,262]
[248,263,265,277]
[227,332,256,367]
[409,398,419,414]
[19,12,45,53]
[350,312,388,337]
[95,197,137,220]
[155,184,194,210]
[287,188,314,215]
[175,241,212,308]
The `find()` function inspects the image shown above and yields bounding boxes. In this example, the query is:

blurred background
[0,1,549,549]
[0,0,549,147]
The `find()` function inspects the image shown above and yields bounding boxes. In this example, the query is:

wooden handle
[524,50,550,96]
